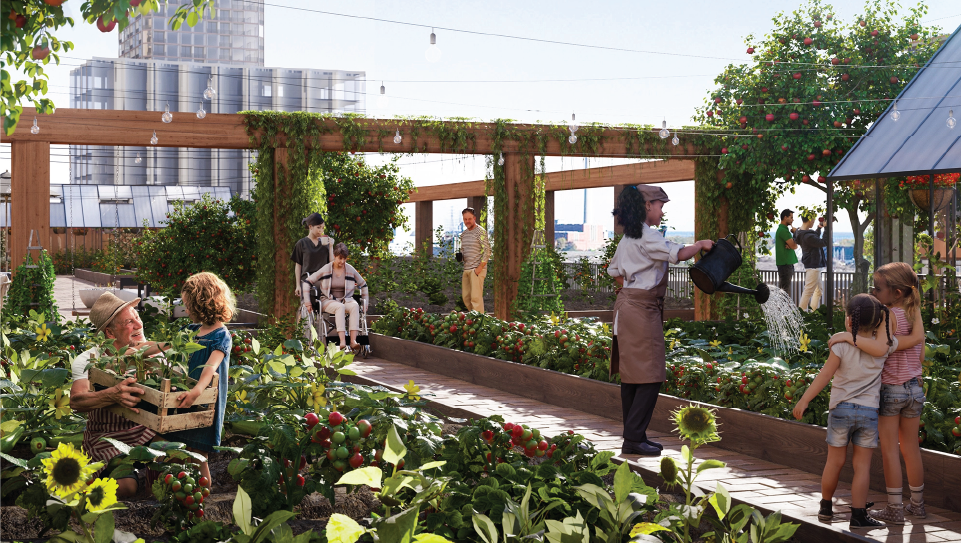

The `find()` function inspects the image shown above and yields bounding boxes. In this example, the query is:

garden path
[53,274,98,321]
[347,357,961,543]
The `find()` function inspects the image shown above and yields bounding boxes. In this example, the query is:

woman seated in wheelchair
[304,242,369,352]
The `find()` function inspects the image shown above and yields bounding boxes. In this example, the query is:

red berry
[198,476,209,488]
[305,413,320,429]
[328,411,345,426]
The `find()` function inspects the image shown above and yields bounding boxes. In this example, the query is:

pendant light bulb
[162,102,173,123]
[948,110,957,130]
[659,119,670,139]
[672,134,680,146]
[135,153,142,164]
[497,152,505,166]
[196,102,206,119]
[393,129,402,144]
[569,134,578,144]
[377,82,389,109]
[425,28,442,63]
[890,101,900,122]
[569,112,579,134]
[30,117,39,134]
[203,76,217,101]
[150,130,158,145]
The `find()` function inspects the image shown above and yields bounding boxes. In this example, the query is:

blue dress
[164,324,231,453]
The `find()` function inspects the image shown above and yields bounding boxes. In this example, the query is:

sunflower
[310,382,327,411]
[659,456,679,486]
[84,477,119,512]
[41,442,96,498]
[35,323,52,342]
[49,388,71,420]
[672,405,720,447]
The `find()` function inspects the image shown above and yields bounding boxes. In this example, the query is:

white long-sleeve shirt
[607,226,683,290]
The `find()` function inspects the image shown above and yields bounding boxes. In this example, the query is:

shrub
[133,194,255,296]
[51,246,102,274]
[6,250,58,322]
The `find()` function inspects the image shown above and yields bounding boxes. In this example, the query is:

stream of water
[759,286,805,357]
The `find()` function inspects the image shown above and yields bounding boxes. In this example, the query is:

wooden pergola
[7,107,728,320]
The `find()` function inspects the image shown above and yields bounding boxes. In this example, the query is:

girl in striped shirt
[829,262,926,524]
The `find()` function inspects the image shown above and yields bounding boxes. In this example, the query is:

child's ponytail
[875,262,921,325]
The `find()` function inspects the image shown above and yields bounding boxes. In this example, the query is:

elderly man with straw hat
[68,292,168,498]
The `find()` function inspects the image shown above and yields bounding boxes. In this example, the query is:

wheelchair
[299,282,371,358]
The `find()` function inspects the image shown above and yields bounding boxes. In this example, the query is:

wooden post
[544,191,555,247]
[494,153,536,320]
[272,148,296,319]
[693,169,729,321]
[468,196,487,229]
[11,141,51,272]
[415,201,433,257]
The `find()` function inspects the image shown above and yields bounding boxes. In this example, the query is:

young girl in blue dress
[165,272,233,484]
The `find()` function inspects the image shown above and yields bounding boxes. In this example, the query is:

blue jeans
[827,402,879,448]
[879,378,925,418]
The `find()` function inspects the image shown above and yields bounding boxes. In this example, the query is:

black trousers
[621,382,661,443]
[777,264,794,293]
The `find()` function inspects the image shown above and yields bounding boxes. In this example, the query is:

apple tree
[1,0,213,135]
[699,0,943,292]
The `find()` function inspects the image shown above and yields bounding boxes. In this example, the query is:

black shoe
[644,440,664,450]
[818,499,833,521]
[850,508,885,529]
[621,440,661,456]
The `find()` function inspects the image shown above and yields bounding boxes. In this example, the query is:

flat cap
[635,185,670,203]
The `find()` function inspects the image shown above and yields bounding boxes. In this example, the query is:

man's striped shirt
[460,226,491,271]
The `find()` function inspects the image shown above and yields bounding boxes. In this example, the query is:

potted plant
[904,173,959,213]
[73,227,88,236]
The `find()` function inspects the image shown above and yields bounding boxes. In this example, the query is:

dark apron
[610,270,668,384]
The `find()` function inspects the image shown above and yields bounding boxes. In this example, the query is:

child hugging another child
[828,262,927,525]
[793,293,897,529]
[163,272,234,485]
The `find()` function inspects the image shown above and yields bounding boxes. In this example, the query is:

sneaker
[869,504,905,525]
[850,508,885,529]
[905,500,926,519]
[818,499,834,521]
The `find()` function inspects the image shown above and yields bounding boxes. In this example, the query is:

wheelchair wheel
[300,304,318,352]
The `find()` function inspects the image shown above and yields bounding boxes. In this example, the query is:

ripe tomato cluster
[501,422,556,458]
[159,466,211,522]
[308,410,385,473]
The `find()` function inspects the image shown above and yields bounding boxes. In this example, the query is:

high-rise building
[69,3,365,197]
[119,0,265,66]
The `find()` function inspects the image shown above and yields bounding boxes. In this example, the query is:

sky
[3,0,960,238]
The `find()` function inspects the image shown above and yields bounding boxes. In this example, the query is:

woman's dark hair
[303,213,325,227]
[612,185,648,239]
[846,293,892,347]
[333,242,350,258]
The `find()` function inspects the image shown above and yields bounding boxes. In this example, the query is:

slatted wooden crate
[87,367,218,433]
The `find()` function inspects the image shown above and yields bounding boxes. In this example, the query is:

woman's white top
[607,226,684,290]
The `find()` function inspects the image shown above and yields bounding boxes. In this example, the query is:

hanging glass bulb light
[890,101,900,122]
[377,82,389,109]
[672,133,680,146]
[150,130,158,145]
[497,152,505,166]
[162,102,173,123]
[659,119,670,139]
[135,153,142,164]
[393,129,402,144]
[569,112,579,134]
[196,102,206,119]
[948,110,957,130]
[425,28,442,63]
[30,117,39,134]
[203,76,217,101]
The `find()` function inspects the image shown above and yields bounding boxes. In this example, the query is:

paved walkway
[346,357,961,543]
[53,275,102,321]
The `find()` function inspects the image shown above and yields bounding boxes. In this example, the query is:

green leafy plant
[6,249,58,323]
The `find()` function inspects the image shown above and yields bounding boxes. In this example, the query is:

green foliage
[6,250,58,322]
[50,246,102,275]
[133,193,255,296]
[514,248,565,319]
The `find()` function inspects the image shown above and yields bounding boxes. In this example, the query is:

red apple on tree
[804,37,813,45]
[802,175,811,183]
[741,144,749,150]
[859,20,866,27]
[841,73,850,81]
[831,57,840,65]
[833,121,842,128]
[97,15,117,32]
[853,108,860,115]
[789,113,799,121]
[814,21,821,28]
[44,0,66,5]
[765,114,775,122]
[736,98,743,105]
[871,30,879,37]
[746,47,755,54]
[15,14,26,28]
[822,149,832,157]
[793,72,802,79]
[818,175,827,183]
[738,116,747,124]
[890,76,899,84]
[812,99,822,107]
[714,97,722,104]
[31,46,50,60]
[808,154,816,161]
[706,111,714,117]
[721,147,729,154]
[781,145,789,151]
[910,33,919,40]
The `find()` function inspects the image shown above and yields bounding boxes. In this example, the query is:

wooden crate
[87,367,218,434]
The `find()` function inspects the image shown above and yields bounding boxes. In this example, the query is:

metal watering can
[688,235,770,304]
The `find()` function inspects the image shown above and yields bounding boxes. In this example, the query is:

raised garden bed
[88,367,217,433]
[74,268,137,286]
[369,333,961,513]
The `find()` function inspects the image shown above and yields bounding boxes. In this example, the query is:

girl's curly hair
[181,272,235,326]
[612,186,648,239]
[846,293,892,347]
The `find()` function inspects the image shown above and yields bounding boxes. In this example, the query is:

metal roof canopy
[828,24,961,181]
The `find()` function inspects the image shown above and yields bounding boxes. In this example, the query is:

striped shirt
[882,307,923,385]
[72,348,157,463]
[460,226,491,271]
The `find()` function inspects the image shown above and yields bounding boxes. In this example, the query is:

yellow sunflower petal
[84,478,119,512]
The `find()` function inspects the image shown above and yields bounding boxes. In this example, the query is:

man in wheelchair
[302,243,369,352]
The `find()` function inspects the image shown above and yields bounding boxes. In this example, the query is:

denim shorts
[826,402,879,448]
[879,378,926,418]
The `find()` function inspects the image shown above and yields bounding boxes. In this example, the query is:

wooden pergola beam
[405,160,695,203]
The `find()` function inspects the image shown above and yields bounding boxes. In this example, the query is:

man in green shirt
[775,209,799,294]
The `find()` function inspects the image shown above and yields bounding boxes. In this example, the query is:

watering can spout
[716,281,770,304]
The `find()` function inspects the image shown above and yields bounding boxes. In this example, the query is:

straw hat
[90,292,141,332]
